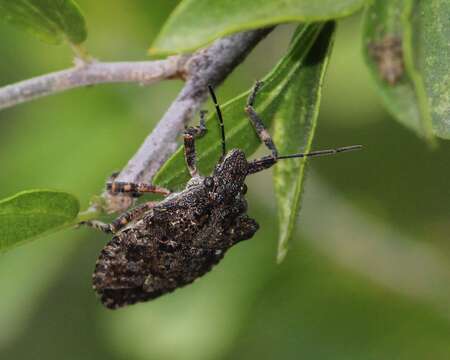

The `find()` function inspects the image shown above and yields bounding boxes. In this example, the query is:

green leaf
[361,0,437,141]
[153,23,326,189]
[407,0,450,139]
[273,23,335,263]
[0,0,87,45]
[150,0,366,56]
[0,190,80,252]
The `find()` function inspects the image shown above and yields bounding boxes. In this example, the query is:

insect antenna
[277,145,363,160]
[208,85,226,158]
[248,145,362,174]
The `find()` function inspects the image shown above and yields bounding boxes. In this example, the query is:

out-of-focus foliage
[362,0,430,139]
[0,190,79,252]
[362,0,450,140]
[0,0,87,44]
[273,23,335,263]
[150,0,366,55]
[0,1,449,360]
[408,0,450,139]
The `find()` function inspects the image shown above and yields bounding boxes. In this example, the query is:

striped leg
[244,81,280,174]
[245,80,278,159]
[80,220,113,234]
[244,81,363,174]
[80,201,158,234]
[107,181,171,196]
[184,110,208,177]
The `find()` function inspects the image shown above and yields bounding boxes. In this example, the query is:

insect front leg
[107,180,171,197]
[80,201,158,234]
[245,81,280,174]
[245,80,278,159]
[184,110,208,177]
[79,220,113,234]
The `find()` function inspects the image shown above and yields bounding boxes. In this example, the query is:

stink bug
[81,81,361,309]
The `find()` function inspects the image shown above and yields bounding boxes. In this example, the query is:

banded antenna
[277,145,363,160]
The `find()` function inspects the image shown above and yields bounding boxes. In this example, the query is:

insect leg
[109,201,158,232]
[244,80,279,174]
[107,181,171,196]
[184,110,208,177]
[79,220,113,234]
[80,201,158,234]
[245,80,278,159]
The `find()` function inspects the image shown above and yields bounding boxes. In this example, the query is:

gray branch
[1,25,273,214]
[115,28,273,187]
[0,56,189,110]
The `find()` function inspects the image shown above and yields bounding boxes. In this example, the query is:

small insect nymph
[81,81,361,309]
[368,34,404,85]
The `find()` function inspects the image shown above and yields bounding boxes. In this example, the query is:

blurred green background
[1,1,449,359]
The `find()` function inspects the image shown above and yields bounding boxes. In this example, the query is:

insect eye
[204,176,214,188]
[241,184,248,195]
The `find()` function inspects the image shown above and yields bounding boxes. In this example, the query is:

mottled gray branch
[115,28,273,189]
[0,56,188,110]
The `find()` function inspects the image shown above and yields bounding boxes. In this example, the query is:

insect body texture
[82,81,361,309]
[93,157,258,308]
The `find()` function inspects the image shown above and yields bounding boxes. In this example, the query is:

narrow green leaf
[273,23,335,263]
[361,0,434,141]
[153,23,325,189]
[150,0,366,56]
[0,190,80,252]
[0,0,87,45]
[407,0,450,139]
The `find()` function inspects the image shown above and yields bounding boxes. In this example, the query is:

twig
[114,28,273,187]
[0,56,189,110]
[1,26,273,215]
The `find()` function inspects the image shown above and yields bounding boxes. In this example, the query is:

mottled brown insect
[81,81,361,309]
[368,35,404,85]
